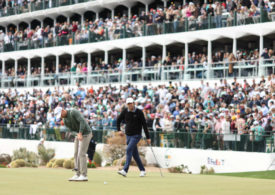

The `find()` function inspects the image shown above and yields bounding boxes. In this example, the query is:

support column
[162,44,167,63]
[184,42,188,80]
[41,57,45,76]
[54,18,57,27]
[28,22,31,29]
[233,37,237,56]
[81,14,84,25]
[27,58,31,87]
[87,52,91,84]
[111,9,115,20]
[122,48,126,83]
[104,50,108,64]
[27,58,31,76]
[145,4,149,14]
[41,20,44,28]
[67,17,70,24]
[207,40,212,79]
[96,12,99,20]
[56,55,59,74]
[128,7,131,19]
[259,34,264,76]
[41,57,45,86]
[1,60,4,87]
[142,46,146,69]
[71,54,75,69]
[16,24,19,32]
[14,59,18,77]
[163,0,167,8]
[87,53,91,73]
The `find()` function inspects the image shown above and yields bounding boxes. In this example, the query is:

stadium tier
[0,0,274,87]
[0,0,274,153]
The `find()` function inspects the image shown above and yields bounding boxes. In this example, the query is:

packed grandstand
[0,0,275,153]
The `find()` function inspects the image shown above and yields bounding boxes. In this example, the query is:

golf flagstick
[149,143,164,177]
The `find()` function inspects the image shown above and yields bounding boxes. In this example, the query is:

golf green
[1,168,275,195]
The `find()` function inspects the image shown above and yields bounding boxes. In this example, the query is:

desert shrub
[12,148,39,165]
[71,160,75,169]
[0,154,12,165]
[38,145,55,165]
[168,164,191,174]
[200,165,215,175]
[53,159,65,167]
[10,159,37,168]
[63,160,73,169]
[46,162,53,168]
[103,132,146,164]
[93,152,102,167]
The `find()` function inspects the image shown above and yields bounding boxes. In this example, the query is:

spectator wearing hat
[236,114,247,151]
[117,97,151,177]
[163,112,174,132]
[152,113,163,146]
[189,115,197,148]
[250,121,265,152]
[203,115,214,149]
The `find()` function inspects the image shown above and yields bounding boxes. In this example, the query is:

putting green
[1,168,275,195]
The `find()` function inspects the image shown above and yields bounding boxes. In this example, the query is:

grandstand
[1,0,275,178]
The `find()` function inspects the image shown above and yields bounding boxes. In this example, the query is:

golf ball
[104,181,107,185]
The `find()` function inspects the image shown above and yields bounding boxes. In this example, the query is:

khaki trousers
[74,132,93,177]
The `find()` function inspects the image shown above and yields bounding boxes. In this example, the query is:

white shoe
[75,175,88,181]
[68,175,79,181]
[140,171,146,177]
[118,169,127,177]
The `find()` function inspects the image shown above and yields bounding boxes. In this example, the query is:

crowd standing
[0,75,275,152]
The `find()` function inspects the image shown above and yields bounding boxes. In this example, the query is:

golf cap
[54,107,62,119]
[126,98,134,104]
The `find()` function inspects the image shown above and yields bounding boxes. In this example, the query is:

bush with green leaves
[87,161,96,168]
[38,145,55,165]
[12,148,39,165]
[93,152,102,167]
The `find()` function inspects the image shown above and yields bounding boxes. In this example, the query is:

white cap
[126,98,134,104]
[219,113,225,117]
[54,107,62,119]
[253,121,258,125]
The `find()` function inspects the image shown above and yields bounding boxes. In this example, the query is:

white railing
[1,59,274,88]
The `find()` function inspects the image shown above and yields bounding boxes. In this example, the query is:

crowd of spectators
[0,75,275,152]
[1,0,275,52]
[1,48,275,84]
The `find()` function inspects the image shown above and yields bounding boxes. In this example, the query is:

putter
[149,144,164,177]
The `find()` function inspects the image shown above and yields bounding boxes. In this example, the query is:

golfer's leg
[74,136,80,176]
[79,133,93,176]
[132,145,145,171]
[123,136,136,172]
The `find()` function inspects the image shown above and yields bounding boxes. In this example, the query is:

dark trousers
[123,135,145,173]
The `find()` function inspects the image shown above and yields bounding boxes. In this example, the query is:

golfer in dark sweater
[117,97,151,177]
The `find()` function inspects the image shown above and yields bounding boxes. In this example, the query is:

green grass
[1,168,275,195]
[217,170,275,180]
